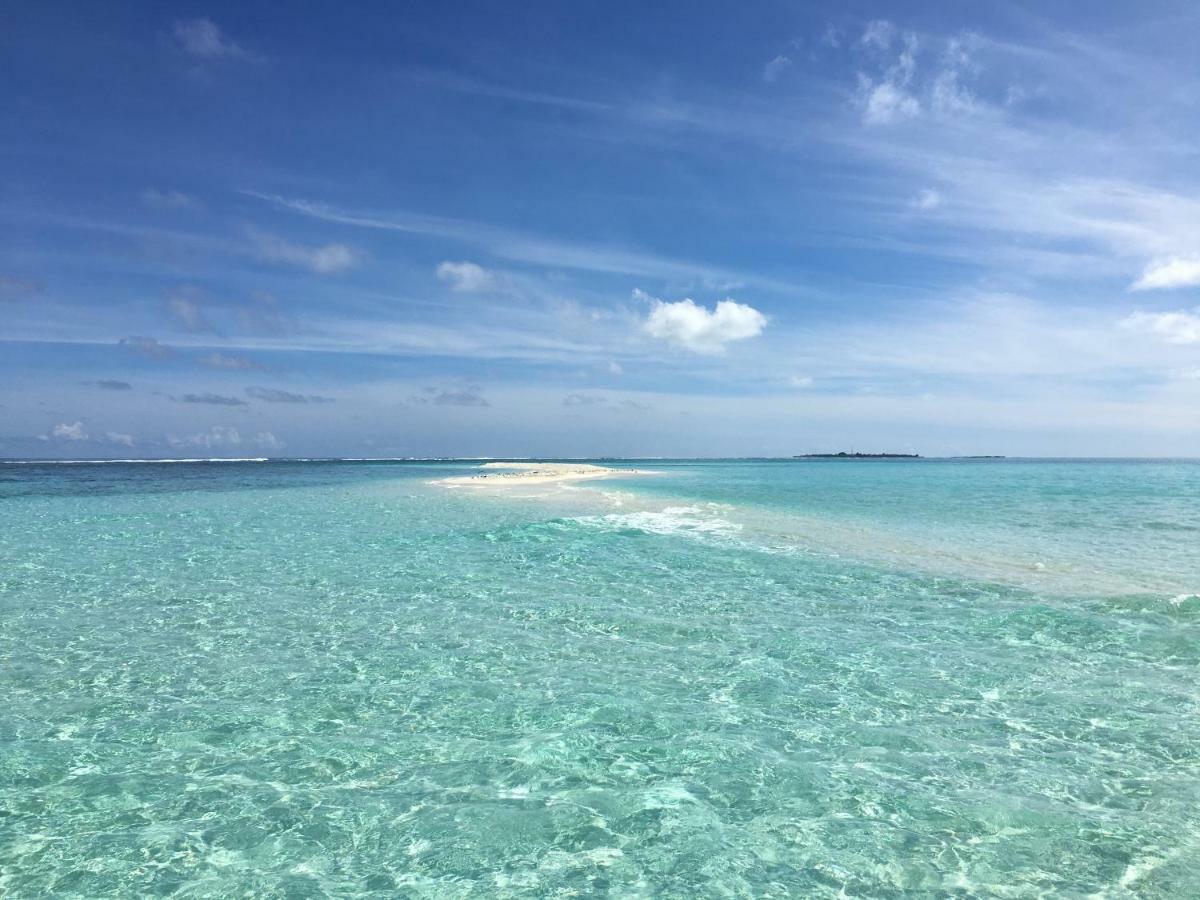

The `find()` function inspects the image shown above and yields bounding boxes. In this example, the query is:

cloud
[861,20,898,51]
[165,426,280,451]
[248,229,358,274]
[913,189,942,210]
[172,18,251,60]
[608,361,624,375]
[168,290,217,334]
[431,389,490,407]
[0,275,43,299]
[238,291,297,336]
[1121,309,1200,344]
[90,380,133,391]
[1131,257,1200,291]
[245,386,334,404]
[177,392,248,406]
[141,188,199,210]
[436,260,495,292]
[563,393,607,406]
[199,352,266,371]
[789,375,815,388]
[105,431,135,448]
[119,336,175,360]
[859,79,920,125]
[640,292,767,354]
[763,55,792,83]
[49,421,87,441]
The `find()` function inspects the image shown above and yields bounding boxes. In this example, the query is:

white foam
[574,504,743,541]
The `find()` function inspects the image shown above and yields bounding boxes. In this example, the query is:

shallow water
[1,459,1198,897]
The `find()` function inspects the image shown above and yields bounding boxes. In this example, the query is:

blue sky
[4,1,1200,457]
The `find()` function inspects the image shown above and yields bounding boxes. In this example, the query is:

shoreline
[434,461,660,488]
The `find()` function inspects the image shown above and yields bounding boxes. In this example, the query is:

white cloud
[861,20,898,51]
[248,229,358,274]
[640,293,767,354]
[860,80,920,124]
[789,375,815,388]
[1121,309,1200,344]
[105,431,135,447]
[50,422,87,441]
[608,361,624,375]
[172,18,250,60]
[436,260,494,292]
[763,55,792,83]
[166,426,281,451]
[913,188,942,210]
[1131,257,1200,291]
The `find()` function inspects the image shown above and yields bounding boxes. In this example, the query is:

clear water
[2,459,1198,897]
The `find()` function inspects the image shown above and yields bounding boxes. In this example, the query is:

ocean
[2,458,1198,897]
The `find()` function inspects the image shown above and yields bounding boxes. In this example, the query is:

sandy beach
[435,461,659,487]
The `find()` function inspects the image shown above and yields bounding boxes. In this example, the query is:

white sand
[435,461,659,487]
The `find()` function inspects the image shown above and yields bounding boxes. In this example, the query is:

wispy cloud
[763,55,792,83]
[168,288,218,334]
[1122,309,1200,344]
[176,392,248,406]
[436,260,495,292]
[245,386,334,404]
[90,380,133,391]
[119,336,175,360]
[172,18,254,61]
[247,228,359,274]
[244,192,797,291]
[199,352,267,371]
[141,188,199,210]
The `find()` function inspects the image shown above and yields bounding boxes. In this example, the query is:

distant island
[794,452,921,459]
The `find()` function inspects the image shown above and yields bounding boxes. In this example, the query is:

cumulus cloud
[1121,309,1200,344]
[639,291,767,354]
[50,422,87,441]
[763,55,792,83]
[859,79,919,125]
[141,188,199,210]
[177,392,248,406]
[172,18,251,60]
[246,386,334,404]
[199,352,266,371]
[166,426,280,451]
[248,229,358,274]
[1131,257,1200,291]
[437,260,494,292]
[105,431,135,447]
[119,336,175,360]
[431,388,490,407]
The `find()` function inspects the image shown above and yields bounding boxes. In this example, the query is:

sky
[3,0,1200,458]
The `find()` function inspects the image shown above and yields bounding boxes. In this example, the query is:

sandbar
[435,461,658,487]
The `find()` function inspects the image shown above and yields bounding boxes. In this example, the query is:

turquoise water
[2,459,1198,897]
